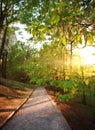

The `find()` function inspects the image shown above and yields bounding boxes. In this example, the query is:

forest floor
[0,84,33,128]
[47,90,95,130]
[0,83,95,130]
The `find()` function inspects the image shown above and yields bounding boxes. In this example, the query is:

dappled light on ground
[0,84,32,127]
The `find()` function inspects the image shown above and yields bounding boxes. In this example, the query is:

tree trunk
[1,50,8,78]
[0,27,8,78]
[81,68,87,105]
[69,41,73,75]
[0,27,8,58]
[0,0,3,33]
[82,89,87,105]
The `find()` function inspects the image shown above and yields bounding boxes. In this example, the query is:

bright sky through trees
[14,23,44,49]
[15,23,31,42]
[79,46,95,65]
[15,23,95,66]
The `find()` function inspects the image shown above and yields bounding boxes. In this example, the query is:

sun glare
[79,47,95,65]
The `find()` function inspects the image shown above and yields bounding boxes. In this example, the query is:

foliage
[58,94,73,102]
[20,0,95,47]
[0,0,21,32]
[6,37,95,105]
[1,0,95,106]
[7,42,32,82]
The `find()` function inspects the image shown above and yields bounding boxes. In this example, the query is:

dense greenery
[0,0,95,106]
[7,41,95,106]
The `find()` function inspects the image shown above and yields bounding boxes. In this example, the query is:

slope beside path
[1,87,71,130]
[0,84,33,128]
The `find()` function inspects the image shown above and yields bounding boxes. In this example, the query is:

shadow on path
[1,87,71,130]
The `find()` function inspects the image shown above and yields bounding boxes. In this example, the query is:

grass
[0,77,36,98]
[0,77,34,90]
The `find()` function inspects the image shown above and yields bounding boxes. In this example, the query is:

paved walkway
[1,87,71,130]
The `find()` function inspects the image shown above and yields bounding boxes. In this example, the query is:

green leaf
[40,32,45,40]
[61,37,67,46]
[85,79,89,85]
[51,15,60,25]
[87,34,93,45]
[90,13,95,20]
[58,94,73,101]
[76,35,82,43]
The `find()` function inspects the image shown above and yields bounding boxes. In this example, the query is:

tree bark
[81,69,87,105]
[0,0,4,33]
[69,41,73,75]
[0,26,8,78]
[0,26,7,58]
[1,50,8,78]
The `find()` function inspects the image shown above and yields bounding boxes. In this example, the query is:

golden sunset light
[79,47,95,65]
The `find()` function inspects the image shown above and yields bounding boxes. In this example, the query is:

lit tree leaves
[61,37,67,46]
[87,33,94,45]
[51,15,60,25]
[85,79,89,85]
[75,34,82,44]
[40,32,45,41]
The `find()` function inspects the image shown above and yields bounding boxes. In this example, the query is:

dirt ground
[0,84,95,130]
[47,90,95,130]
[0,84,33,128]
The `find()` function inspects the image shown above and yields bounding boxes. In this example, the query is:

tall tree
[0,0,28,77]
[24,0,95,74]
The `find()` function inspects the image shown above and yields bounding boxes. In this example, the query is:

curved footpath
[1,87,71,130]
